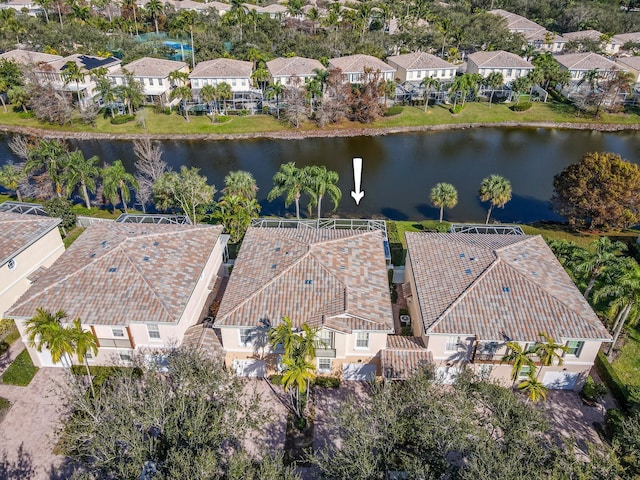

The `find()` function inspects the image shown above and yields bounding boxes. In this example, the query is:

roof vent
[144,256,150,262]
[101,241,107,248]
[469,256,476,261]
[340,265,345,270]
[459,253,465,258]
[502,286,510,293]
[275,247,281,252]
[532,271,537,276]
[90,253,96,258]
[271,264,277,269]
[465,268,472,274]
[109,267,117,273]
[153,241,159,246]
[304,279,313,285]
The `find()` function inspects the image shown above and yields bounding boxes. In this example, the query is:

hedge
[595,351,630,408]
[70,365,142,388]
[110,114,135,125]
[450,104,464,115]
[314,376,340,388]
[510,102,532,112]
[384,106,403,117]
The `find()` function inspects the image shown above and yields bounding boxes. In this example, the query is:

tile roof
[616,56,640,72]
[381,335,432,379]
[0,49,61,65]
[386,52,451,71]
[613,32,640,44]
[328,54,395,74]
[554,52,619,71]
[405,233,611,342]
[489,9,543,31]
[45,54,121,73]
[266,56,324,78]
[182,325,225,360]
[7,222,223,325]
[0,212,61,268]
[189,58,253,79]
[467,50,534,69]
[214,227,393,333]
[562,30,620,45]
[114,57,187,78]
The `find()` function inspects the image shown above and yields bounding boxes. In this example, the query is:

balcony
[97,338,133,349]
[316,348,336,358]
[471,353,502,363]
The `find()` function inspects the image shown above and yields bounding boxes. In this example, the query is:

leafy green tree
[101,159,138,214]
[153,166,215,224]
[267,162,309,219]
[478,174,512,224]
[118,70,145,116]
[551,152,640,229]
[7,86,29,113]
[430,182,458,223]
[214,194,260,243]
[62,150,99,208]
[501,341,535,383]
[61,61,86,109]
[0,162,26,202]
[223,170,258,199]
[170,85,193,122]
[67,317,98,397]
[26,139,68,198]
[304,165,341,219]
[517,370,548,402]
[44,197,77,232]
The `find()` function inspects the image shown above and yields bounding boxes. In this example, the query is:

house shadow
[380,208,409,221]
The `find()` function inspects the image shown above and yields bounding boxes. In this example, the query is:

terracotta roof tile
[189,58,253,79]
[555,52,619,71]
[266,56,324,78]
[387,52,451,71]
[467,50,534,69]
[328,54,395,74]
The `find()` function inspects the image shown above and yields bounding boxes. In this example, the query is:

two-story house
[489,9,566,53]
[328,54,396,84]
[0,49,61,67]
[6,222,227,367]
[0,208,64,321]
[212,226,394,380]
[189,58,254,101]
[466,50,534,85]
[34,54,121,110]
[108,57,189,106]
[266,56,325,87]
[562,30,622,55]
[401,232,611,390]
[554,52,622,82]
[386,52,456,83]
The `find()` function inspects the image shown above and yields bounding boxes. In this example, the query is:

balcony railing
[97,338,133,349]
[316,348,337,358]
[471,353,502,363]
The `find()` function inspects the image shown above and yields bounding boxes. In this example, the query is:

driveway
[242,379,287,457]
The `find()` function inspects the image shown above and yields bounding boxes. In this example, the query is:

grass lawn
[1,349,39,386]
[63,226,85,248]
[612,325,640,388]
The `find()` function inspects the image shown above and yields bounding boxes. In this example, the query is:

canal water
[1,128,639,223]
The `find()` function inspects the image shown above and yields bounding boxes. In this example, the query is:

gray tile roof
[266,56,324,78]
[489,9,543,32]
[381,335,432,379]
[387,52,451,71]
[467,50,534,69]
[616,56,640,72]
[0,212,61,268]
[189,58,253,79]
[215,227,394,333]
[328,54,395,74]
[405,233,611,342]
[614,32,640,44]
[0,49,61,66]
[115,57,187,78]
[554,52,619,71]
[45,54,121,73]
[562,30,621,45]
[7,222,223,325]
[182,325,225,360]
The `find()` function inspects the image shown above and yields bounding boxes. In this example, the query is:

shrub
[582,375,607,402]
[384,106,403,117]
[399,308,409,316]
[390,243,404,266]
[110,114,135,125]
[269,374,283,386]
[315,376,340,388]
[0,396,10,422]
[510,102,532,112]
[450,104,464,115]
[401,326,413,336]
[605,408,625,438]
[44,197,77,231]
[595,351,629,408]
[70,365,142,388]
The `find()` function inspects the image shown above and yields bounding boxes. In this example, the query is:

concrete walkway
[0,338,26,374]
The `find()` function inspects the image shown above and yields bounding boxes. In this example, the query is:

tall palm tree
[63,150,100,208]
[304,165,341,219]
[517,370,548,402]
[96,76,118,118]
[223,170,258,199]
[215,82,232,115]
[0,162,26,202]
[574,236,626,301]
[268,316,297,357]
[170,85,193,122]
[267,162,309,219]
[25,139,68,198]
[430,182,458,223]
[281,352,315,419]
[484,71,504,107]
[200,84,217,120]
[24,308,71,366]
[501,341,535,383]
[118,70,145,116]
[61,61,86,109]
[214,194,260,243]
[67,317,98,397]
[146,0,163,35]
[530,332,569,369]
[437,16,452,58]
[266,83,285,120]
[102,159,138,213]
[478,174,512,224]
[421,76,440,111]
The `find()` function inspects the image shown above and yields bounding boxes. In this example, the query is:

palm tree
[518,370,548,402]
[200,84,217,120]
[574,237,626,301]
[430,182,458,223]
[25,139,68,198]
[269,316,297,357]
[267,162,309,219]
[170,85,193,122]
[421,76,440,111]
[223,170,258,199]
[578,68,601,94]
[62,61,86,110]
[102,159,138,213]
[0,78,8,113]
[530,332,569,370]
[484,71,504,107]
[215,82,232,115]
[266,83,285,120]
[67,317,98,397]
[478,174,512,224]
[501,341,535,383]
[118,70,145,116]
[214,194,261,243]
[168,69,189,88]
[0,162,26,202]
[437,17,452,58]
[304,166,341,219]
[96,77,118,118]
[24,308,72,367]
[281,352,316,419]
[63,150,100,208]
[146,0,163,35]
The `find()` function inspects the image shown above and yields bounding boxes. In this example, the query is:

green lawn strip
[612,324,640,388]
[1,349,39,386]
[63,226,85,248]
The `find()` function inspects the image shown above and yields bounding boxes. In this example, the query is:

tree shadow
[0,444,36,480]
[480,194,564,224]
[415,203,441,220]
[380,207,409,221]
[47,456,80,480]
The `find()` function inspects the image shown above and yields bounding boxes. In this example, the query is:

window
[119,351,132,362]
[355,332,369,349]
[445,336,460,352]
[147,324,161,340]
[518,365,531,379]
[112,328,124,338]
[566,340,584,357]
[239,328,254,347]
[318,358,332,373]
[318,330,333,348]
[7,259,16,270]
[148,78,154,86]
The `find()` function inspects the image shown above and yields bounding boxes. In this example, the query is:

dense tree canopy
[551,152,640,229]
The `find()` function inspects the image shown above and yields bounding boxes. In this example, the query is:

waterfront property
[328,54,396,84]
[386,52,456,83]
[266,56,325,87]
[466,50,534,85]
[489,9,566,53]
[0,208,64,321]
[402,232,611,390]
[212,225,394,379]
[554,52,622,82]
[6,222,227,367]
[616,56,640,85]
[108,57,189,106]
[0,49,61,67]
[189,58,255,97]
[562,30,622,56]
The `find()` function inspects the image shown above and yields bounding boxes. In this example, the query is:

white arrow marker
[350,157,365,205]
